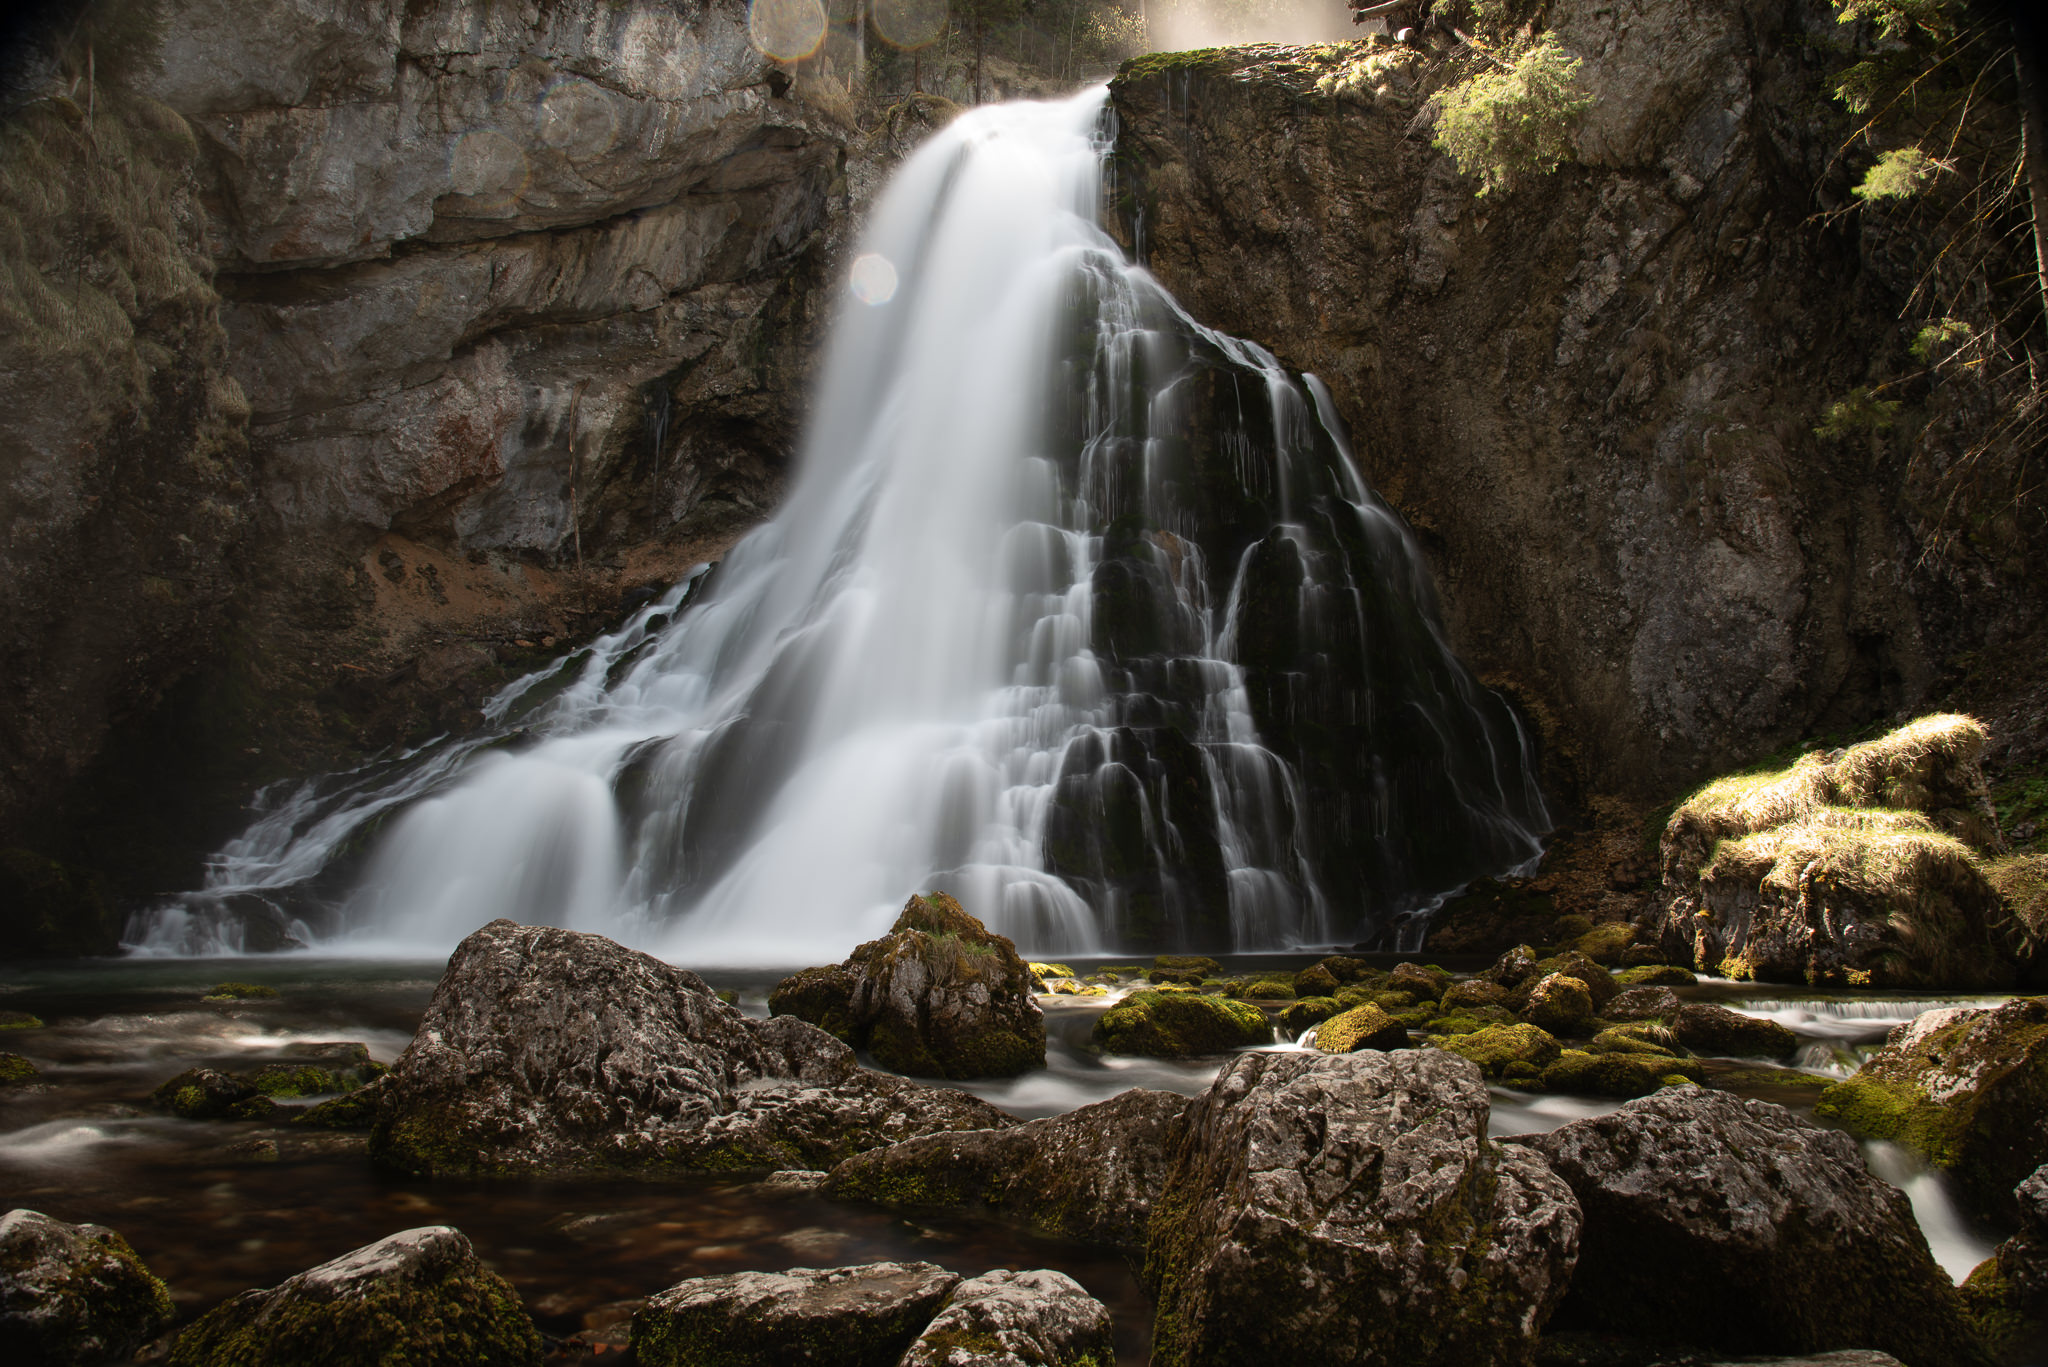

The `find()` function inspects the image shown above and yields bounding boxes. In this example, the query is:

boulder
[165,1226,539,1367]
[1613,964,1695,986]
[1525,1088,1982,1367]
[899,1269,1115,1367]
[1604,985,1681,1021]
[0,1210,173,1366]
[824,1089,1187,1254]
[1814,998,2048,1220]
[1150,955,1222,984]
[1294,963,1341,997]
[1483,944,1543,988]
[1388,961,1448,1000]
[1436,1024,1563,1083]
[1311,1002,1411,1053]
[1441,978,1509,1011]
[1143,1049,1581,1366]
[1961,1164,2048,1364]
[369,920,1014,1178]
[769,894,1045,1079]
[1669,1002,1798,1057]
[1521,973,1596,1035]
[1532,952,1620,1009]
[632,1262,959,1367]
[150,1067,259,1119]
[0,1054,37,1086]
[1317,956,1378,983]
[1278,996,1345,1034]
[1539,1049,1703,1098]
[1092,990,1270,1058]
[1569,921,1638,964]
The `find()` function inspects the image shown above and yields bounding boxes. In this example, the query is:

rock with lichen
[0,1210,173,1366]
[1814,998,2048,1220]
[1961,1164,2048,1364]
[1527,1088,1982,1367]
[899,1269,1115,1367]
[1143,1049,1580,1366]
[369,919,1014,1179]
[1539,1048,1703,1098]
[165,1226,538,1367]
[0,1053,37,1086]
[1092,989,1269,1058]
[824,1088,1186,1254]
[632,1262,959,1367]
[1434,1023,1562,1084]
[770,893,1044,1079]
[1311,1001,1410,1053]
[150,1066,258,1119]
[1520,973,1595,1035]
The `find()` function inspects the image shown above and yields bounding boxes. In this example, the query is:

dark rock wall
[1106,0,2046,807]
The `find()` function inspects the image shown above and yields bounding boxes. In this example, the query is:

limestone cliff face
[1107,0,2046,806]
[0,0,904,929]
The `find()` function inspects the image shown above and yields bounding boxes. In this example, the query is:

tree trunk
[2014,32,2048,335]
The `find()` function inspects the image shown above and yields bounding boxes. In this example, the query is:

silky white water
[133,88,1546,963]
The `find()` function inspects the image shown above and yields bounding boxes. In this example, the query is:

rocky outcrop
[1106,6,2048,812]
[1814,998,2048,1221]
[369,919,1014,1177]
[165,1225,540,1366]
[1962,1165,2048,1365]
[1526,1088,1982,1366]
[1091,989,1270,1057]
[824,1088,1188,1254]
[632,1262,961,1367]
[769,893,1045,1079]
[899,1270,1116,1367]
[0,1210,174,1366]
[1143,1049,1580,1366]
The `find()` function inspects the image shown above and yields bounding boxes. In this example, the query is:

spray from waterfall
[131,87,1546,964]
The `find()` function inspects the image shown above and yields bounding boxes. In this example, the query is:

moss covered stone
[1425,1006,1518,1038]
[151,1066,258,1119]
[1569,921,1638,964]
[0,1052,38,1085]
[1311,1003,1409,1053]
[1521,973,1595,1035]
[202,982,280,1001]
[1669,1002,1797,1058]
[1093,990,1270,1058]
[1541,1048,1704,1098]
[1440,978,1508,1011]
[1293,963,1339,997]
[1436,1023,1562,1079]
[0,1011,43,1030]
[898,1269,1115,1367]
[1615,964,1695,986]
[633,1262,958,1367]
[0,1209,174,1365]
[1149,955,1221,985]
[166,1225,540,1367]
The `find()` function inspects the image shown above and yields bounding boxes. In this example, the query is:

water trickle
[133,89,1545,964]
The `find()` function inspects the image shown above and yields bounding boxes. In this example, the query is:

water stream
[132,87,1545,965]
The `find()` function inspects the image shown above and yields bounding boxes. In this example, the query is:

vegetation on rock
[1429,35,1594,196]
[0,1209,174,1366]
[1093,989,1270,1058]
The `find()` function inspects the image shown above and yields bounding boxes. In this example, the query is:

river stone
[1312,1001,1410,1053]
[1534,952,1620,1009]
[1604,985,1682,1021]
[1441,978,1509,1011]
[1388,961,1447,1000]
[370,919,1014,1178]
[1669,1001,1798,1057]
[165,1225,539,1366]
[1437,1023,1564,1082]
[770,893,1045,1079]
[1524,1087,1981,1366]
[1092,989,1270,1057]
[824,1087,1187,1253]
[632,1262,960,1367]
[0,1053,37,1086]
[150,1066,259,1119]
[1522,973,1596,1034]
[1961,1163,2048,1363]
[1143,1049,1581,1366]
[0,1210,173,1366]
[1814,997,2048,1220]
[899,1269,1115,1367]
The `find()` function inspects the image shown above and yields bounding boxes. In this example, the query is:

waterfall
[130,88,1547,964]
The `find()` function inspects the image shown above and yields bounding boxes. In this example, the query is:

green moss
[1313,1003,1409,1053]
[203,981,279,1001]
[1614,964,1696,986]
[1426,1007,1518,1038]
[0,1051,39,1084]
[1278,996,1344,1034]
[0,1011,44,1029]
[1119,47,1235,82]
[1815,1074,1955,1160]
[1541,1049,1704,1097]
[1093,990,1270,1058]
[1435,1024,1562,1078]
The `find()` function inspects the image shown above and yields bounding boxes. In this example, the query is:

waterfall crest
[133,88,1547,963]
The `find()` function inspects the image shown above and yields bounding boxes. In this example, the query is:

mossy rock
[1152,955,1222,977]
[202,982,279,1001]
[1387,962,1449,1001]
[1426,1007,1518,1038]
[768,964,858,1043]
[293,1080,388,1131]
[1540,1049,1704,1098]
[1311,1003,1409,1053]
[1092,990,1270,1058]
[0,1052,39,1085]
[1317,956,1379,984]
[1669,1002,1798,1058]
[1293,963,1340,997]
[151,1067,258,1119]
[1028,962,1077,983]
[1278,996,1345,1034]
[1242,978,1297,1001]
[1372,989,1417,1011]
[0,1011,44,1030]
[1521,973,1595,1036]
[1435,1024,1562,1078]
[0,1210,174,1363]
[1530,951,1619,1008]
[1440,979,1508,1011]
[1614,963,1696,986]
[1568,921,1638,964]
[1590,1023,1681,1056]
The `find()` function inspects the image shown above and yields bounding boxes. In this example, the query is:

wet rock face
[1815,997,2048,1221]
[1526,1088,1981,1366]
[165,1225,540,1366]
[825,1088,1190,1254]
[0,1210,174,1366]
[632,1262,961,1367]
[1143,1049,1580,1366]
[770,893,1045,1079]
[900,1269,1116,1367]
[1106,8,2045,807]
[370,919,1015,1177]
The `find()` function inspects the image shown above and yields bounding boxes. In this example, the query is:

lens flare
[873,0,947,49]
[537,78,621,158]
[849,252,898,305]
[748,0,828,61]
[447,129,530,208]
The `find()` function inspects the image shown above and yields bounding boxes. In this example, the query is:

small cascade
[131,88,1546,964]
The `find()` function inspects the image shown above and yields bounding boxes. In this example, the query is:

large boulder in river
[1814,998,2048,1221]
[1092,989,1270,1057]
[1525,1087,1982,1367]
[825,1088,1187,1253]
[165,1226,540,1367]
[0,1210,173,1366]
[370,920,1014,1178]
[1961,1164,2048,1365]
[770,893,1045,1078]
[1143,1049,1581,1366]
[899,1269,1116,1367]
[632,1262,960,1367]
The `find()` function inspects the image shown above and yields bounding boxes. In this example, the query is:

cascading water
[132,88,1547,963]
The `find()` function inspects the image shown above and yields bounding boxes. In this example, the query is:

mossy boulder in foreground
[1092,990,1269,1057]
[769,893,1045,1079]
[1815,997,2048,1221]
[1527,1088,1984,1367]
[1310,1002,1409,1053]
[899,1269,1115,1367]
[165,1226,539,1367]
[1435,1023,1562,1082]
[1961,1164,2048,1365]
[0,1209,173,1366]
[1142,1049,1580,1366]
[632,1262,959,1367]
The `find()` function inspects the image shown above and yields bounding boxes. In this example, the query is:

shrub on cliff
[1429,35,1594,196]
